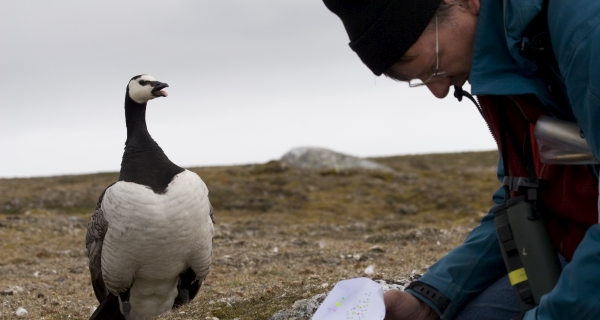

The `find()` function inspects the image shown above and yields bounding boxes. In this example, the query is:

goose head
[127,74,169,104]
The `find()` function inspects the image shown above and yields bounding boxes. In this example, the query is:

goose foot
[119,289,132,320]
[179,289,190,304]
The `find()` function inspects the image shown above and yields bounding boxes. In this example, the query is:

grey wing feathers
[86,205,107,258]
[86,184,114,303]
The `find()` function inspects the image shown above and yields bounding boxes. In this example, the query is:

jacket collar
[469,0,552,106]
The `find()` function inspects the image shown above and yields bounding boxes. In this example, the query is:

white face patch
[128,75,159,104]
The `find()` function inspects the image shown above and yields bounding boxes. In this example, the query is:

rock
[2,285,24,296]
[269,293,326,320]
[15,307,28,317]
[369,245,385,253]
[376,279,407,292]
[69,266,83,274]
[280,147,394,172]
[364,265,375,275]
[409,270,423,281]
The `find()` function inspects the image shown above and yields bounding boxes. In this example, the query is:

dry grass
[0,151,500,319]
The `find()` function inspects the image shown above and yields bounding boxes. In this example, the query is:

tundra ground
[0,151,499,319]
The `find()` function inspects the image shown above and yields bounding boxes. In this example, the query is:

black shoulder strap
[519,0,574,121]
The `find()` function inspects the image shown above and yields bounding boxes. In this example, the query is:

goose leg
[119,289,132,320]
[173,268,198,308]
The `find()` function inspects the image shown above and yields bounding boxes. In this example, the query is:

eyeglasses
[408,15,447,88]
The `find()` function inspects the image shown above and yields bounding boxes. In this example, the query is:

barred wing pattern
[86,184,114,303]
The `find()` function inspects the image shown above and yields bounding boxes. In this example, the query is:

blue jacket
[406,0,600,319]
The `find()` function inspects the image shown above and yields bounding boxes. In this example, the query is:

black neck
[119,94,184,194]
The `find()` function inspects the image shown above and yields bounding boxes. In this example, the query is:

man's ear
[465,0,480,15]
[467,0,481,15]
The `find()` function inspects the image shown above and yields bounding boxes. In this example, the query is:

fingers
[384,289,410,320]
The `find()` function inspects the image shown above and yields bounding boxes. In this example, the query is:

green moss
[211,285,320,320]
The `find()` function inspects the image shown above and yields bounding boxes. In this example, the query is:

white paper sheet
[312,277,385,320]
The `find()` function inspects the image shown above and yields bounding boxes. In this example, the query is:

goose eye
[139,80,147,86]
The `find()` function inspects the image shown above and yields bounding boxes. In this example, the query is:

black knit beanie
[324,0,441,76]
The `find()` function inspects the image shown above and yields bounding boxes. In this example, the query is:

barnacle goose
[86,75,214,320]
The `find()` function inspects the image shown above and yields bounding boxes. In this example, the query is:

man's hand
[384,289,439,320]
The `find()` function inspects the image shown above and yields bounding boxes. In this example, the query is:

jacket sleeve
[550,0,600,163]
[406,158,507,319]
[523,225,600,320]
[522,2,600,319]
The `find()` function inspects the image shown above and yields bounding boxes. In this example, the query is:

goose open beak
[151,81,169,97]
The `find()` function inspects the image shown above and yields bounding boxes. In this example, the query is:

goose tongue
[151,81,169,97]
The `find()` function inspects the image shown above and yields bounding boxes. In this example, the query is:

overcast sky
[0,0,496,178]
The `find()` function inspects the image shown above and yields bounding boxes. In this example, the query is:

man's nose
[425,78,451,99]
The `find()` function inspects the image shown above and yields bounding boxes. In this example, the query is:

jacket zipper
[474,95,499,147]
